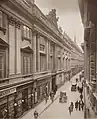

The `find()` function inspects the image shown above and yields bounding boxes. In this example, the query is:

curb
[39,94,59,117]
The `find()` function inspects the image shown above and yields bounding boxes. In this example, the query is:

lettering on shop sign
[0,88,16,98]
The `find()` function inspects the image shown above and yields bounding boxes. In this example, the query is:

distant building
[78,0,97,118]
[0,0,84,118]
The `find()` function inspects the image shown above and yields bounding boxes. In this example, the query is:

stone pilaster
[46,39,49,70]
[32,32,37,73]
[36,33,40,72]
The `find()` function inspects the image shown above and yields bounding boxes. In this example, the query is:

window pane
[23,26,27,38]
[24,57,27,74]
[23,54,31,74]
[0,55,4,79]
[2,13,7,28]
[0,70,2,78]
[26,27,30,39]
[40,44,45,51]
[0,11,2,27]
[27,57,31,74]
[40,54,46,72]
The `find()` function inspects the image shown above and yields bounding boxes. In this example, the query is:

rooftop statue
[46,9,59,27]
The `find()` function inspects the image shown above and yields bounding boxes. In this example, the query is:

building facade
[78,0,97,118]
[0,0,84,118]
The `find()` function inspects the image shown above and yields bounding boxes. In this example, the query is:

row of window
[0,11,70,79]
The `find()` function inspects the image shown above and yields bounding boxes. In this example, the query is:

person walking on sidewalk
[75,100,78,110]
[80,100,84,111]
[68,102,74,115]
[78,100,81,111]
[80,93,83,101]
[68,106,72,115]
[44,93,48,104]
[34,110,38,119]
[50,91,54,103]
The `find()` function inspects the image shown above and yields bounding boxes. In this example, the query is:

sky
[35,0,84,48]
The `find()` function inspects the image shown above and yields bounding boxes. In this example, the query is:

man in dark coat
[75,100,78,110]
[80,94,83,100]
[81,100,84,111]
[78,101,81,111]
[34,110,38,119]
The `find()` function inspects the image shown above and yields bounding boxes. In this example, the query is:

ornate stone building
[78,0,97,118]
[0,0,84,118]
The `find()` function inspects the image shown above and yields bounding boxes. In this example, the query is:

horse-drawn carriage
[59,91,67,103]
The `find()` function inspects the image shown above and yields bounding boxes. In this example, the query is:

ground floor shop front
[56,71,71,88]
[0,76,52,119]
[85,82,97,119]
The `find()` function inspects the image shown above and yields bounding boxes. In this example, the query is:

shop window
[23,54,31,75]
[22,25,31,42]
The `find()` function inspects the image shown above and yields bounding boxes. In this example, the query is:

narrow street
[38,77,84,119]
[20,73,84,119]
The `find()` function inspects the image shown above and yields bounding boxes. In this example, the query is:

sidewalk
[19,83,69,119]
[19,72,82,119]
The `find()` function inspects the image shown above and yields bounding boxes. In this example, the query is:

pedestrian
[70,102,74,112]
[34,110,38,119]
[44,93,48,104]
[75,100,78,110]
[77,86,79,92]
[50,91,54,103]
[68,106,71,115]
[80,94,83,100]
[80,100,84,111]
[78,100,81,111]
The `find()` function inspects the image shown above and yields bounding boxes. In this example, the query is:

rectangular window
[23,53,31,74]
[40,44,45,51]
[0,54,4,79]
[50,44,53,54]
[40,36,46,52]
[0,11,6,29]
[22,25,31,40]
[0,11,3,27]
[50,56,53,70]
[40,54,46,72]
[58,58,61,70]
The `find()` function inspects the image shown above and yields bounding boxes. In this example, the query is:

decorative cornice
[8,16,21,29]
[8,16,15,26]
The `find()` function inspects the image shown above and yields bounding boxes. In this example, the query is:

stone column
[36,34,40,72]
[46,39,49,70]
[32,32,37,73]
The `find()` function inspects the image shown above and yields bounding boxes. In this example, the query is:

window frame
[22,52,32,75]
[0,10,6,34]
[22,25,31,42]
[0,51,6,79]
[40,53,47,72]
